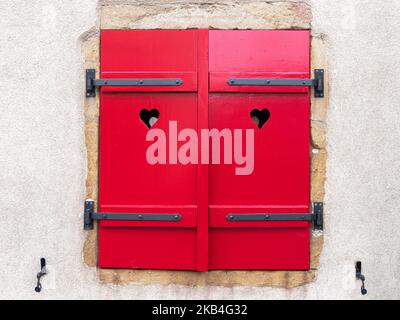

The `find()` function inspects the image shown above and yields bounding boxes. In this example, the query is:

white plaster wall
[0,0,399,299]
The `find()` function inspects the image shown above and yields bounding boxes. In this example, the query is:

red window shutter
[97,30,312,271]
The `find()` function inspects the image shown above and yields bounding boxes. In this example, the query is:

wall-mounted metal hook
[34,258,47,293]
[356,261,367,295]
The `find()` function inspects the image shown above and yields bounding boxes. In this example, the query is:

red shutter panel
[208,30,311,270]
[98,30,207,270]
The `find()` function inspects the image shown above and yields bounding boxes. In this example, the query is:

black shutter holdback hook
[34,258,47,293]
[356,261,368,295]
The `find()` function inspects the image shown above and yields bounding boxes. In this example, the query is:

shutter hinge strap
[85,69,183,97]
[227,69,325,98]
[84,200,182,230]
[226,202,323,230]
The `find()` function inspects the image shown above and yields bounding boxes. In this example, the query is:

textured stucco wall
[0,0,400,299]
[82,0,326,289]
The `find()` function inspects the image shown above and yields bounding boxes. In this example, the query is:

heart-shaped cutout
[250,108,270,129]
[139,108,160,129]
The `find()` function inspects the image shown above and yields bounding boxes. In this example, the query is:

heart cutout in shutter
[250,108,270,129]
[139,108,160,129]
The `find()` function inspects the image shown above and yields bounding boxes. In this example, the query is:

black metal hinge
[84,200,182,230]
[226,202,323,230]
[313,202,324,230]
[85,200,323,230]
[85,69,183,97]
[228,69,325,98]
